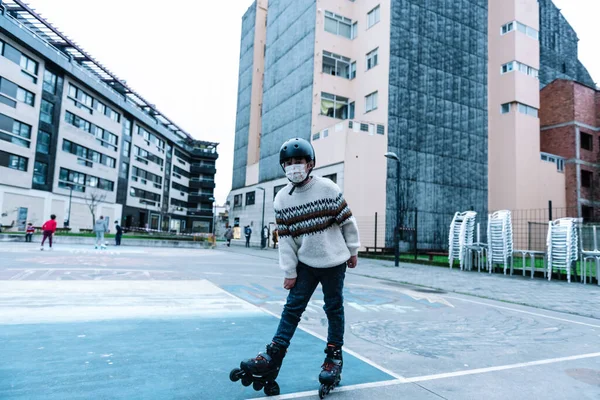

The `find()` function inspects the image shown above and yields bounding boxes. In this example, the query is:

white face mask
[285,164,308,183]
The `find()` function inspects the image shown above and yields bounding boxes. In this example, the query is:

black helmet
[279,138,315,166]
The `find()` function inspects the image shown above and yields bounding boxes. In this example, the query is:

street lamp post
[66,185,73,228]
[257,187,266,249]
[385,152,401,267]
[209,197,216,237]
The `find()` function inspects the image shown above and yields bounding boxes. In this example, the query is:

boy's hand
[347,255,358,268]
[283,278,296,290]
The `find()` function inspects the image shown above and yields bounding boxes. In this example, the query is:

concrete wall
[258,0,317,182]
[232,2,258,190]
[538,0,596,89]
[245,0,268,187]
[387,0,488,248]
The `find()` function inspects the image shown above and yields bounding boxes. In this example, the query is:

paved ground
[1,242,599,399]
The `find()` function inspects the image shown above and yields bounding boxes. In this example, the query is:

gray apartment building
[0,0,218,234]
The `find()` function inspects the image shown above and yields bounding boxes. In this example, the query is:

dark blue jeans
[273,262,346,348]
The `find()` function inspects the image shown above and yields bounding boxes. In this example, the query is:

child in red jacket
[41,214,57,251]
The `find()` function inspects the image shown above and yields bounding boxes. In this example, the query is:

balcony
[187,208,213,217]
[189,193,214,203]
[189,179,216,190]
[190,147,218,160]
[191,163,217,175]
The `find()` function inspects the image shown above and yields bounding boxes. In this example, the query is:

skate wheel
[253,381,263,391]
[264,381,280,396]
[319,384,329,399]
[229,368,242,382]
[241,376,253,386]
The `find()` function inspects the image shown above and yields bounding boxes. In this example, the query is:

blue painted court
[0,280,393,400]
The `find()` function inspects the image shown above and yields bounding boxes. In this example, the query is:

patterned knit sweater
[274,176,361,279]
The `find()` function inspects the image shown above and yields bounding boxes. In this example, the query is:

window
[324,11,354,39]
[134,146,164,167]
[120,162,129,179]
[365,91,378,112]
[350,62,356,79]
[582,170,593,188]
[366,48,378,70]
[501,61,515,74]
[12,120,32,140]
[105,106,121,122]
[234,194,242,207]
[123,118,132,136]
[62,139,117,168]
[581,132,593,151]
[367,5,380,28]
[68,84,93,112]
[246,191,256,206]
[349,102,355,119]
[8,154,27,171]
[36,130,51,154]
[123,141,131,157]
[59,167,114,192]
[94,100,106,115]
[501,103,511,114]
[130,187,160,202]
[501,22,514,35]
[501,61,538,78]
[377,124,385,135]
[517,103,538,117]
[42,70,58,94]
[323,173,337,183]
[33,161,47,184]
[16,87,34,106]
[40,99,54,124]
[322,51,352,79]
[20,54,38,76]
[321,93,349,119]
[351,22,358,39]
[502,21,538,39]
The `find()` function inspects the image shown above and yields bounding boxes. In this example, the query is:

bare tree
[85,191,107,228]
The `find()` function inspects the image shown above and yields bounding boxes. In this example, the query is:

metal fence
[356,205,600,254]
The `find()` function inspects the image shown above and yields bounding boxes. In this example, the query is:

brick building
[540,79,600,220]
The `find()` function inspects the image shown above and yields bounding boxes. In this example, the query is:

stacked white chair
[546,218,579,283]
[487,210,514,274]
[448,211,477,270]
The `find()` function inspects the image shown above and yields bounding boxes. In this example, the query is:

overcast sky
[26,0,600,204]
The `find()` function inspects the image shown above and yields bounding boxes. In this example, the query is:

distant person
[114,220,123,246]
[94,216,109,250]
[224,226,233,247]
[25,223,35,242]
[261,225,269,249]
[40,215,57,251]
[244,225,252,248]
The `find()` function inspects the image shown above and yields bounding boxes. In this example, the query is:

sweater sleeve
[274,204,299,279]
[334,193,361,256]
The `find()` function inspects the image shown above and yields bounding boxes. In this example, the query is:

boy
[25,223,35,242]
[233,138,360,394]
[40,215,57,250]
[114,220,123,246]
[93,216,108,249]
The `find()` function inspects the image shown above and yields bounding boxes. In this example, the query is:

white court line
[253,351,600,399]
[218,289,407,383]
[444,295,600,328]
